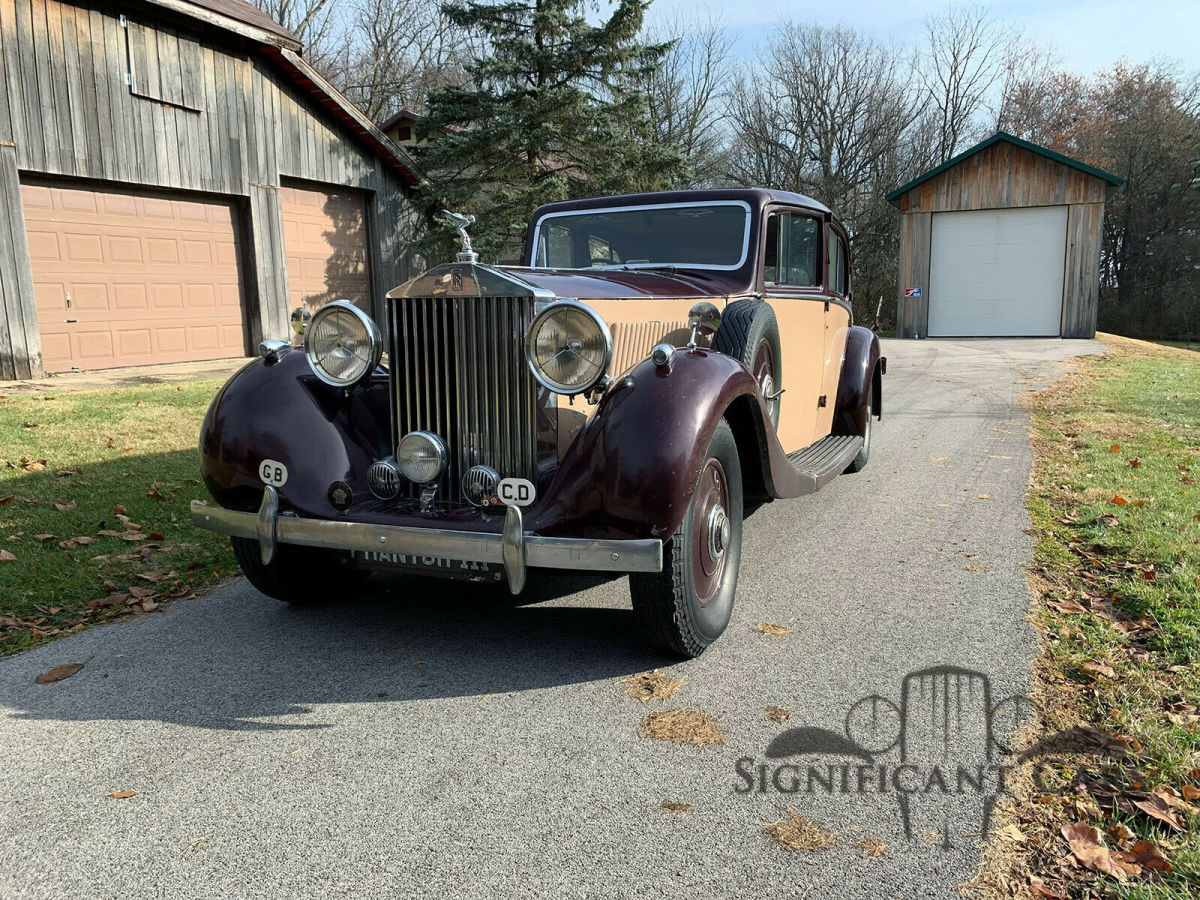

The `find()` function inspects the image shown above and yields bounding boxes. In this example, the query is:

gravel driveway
[0,338,1102,899]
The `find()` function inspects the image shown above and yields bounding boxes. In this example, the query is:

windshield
[531,201,751,270]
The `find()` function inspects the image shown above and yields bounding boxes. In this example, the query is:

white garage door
[928,206,1067,337]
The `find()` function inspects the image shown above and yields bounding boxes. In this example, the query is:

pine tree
[413,0,685,262]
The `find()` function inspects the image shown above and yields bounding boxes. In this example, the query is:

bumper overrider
[191,486,663,595]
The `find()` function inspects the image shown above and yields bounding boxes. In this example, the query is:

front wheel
[845,380,874,473]
[629,420,743,657]
[232,537,369,605]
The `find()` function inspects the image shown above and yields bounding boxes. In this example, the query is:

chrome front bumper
[190,487,663,594]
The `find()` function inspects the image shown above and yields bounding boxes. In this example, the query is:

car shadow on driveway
[0,572,667,731]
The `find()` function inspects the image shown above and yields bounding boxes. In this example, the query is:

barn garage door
[22,183,246,373]
[280,184,371,312]
[928,206,1067,337]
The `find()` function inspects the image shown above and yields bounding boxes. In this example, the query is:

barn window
[122,19,204,112]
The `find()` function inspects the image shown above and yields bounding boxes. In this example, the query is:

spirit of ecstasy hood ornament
[441,210,478,263]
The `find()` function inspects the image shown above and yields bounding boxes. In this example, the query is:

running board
[785,434,863,493]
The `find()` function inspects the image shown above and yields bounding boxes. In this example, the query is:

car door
[760,208,827,453]
[816,225,853,438]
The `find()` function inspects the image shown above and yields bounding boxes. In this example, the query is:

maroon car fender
[533,349,818,541]
[532,350,765,540]
[833,325,882,437]
[198,350,391,517]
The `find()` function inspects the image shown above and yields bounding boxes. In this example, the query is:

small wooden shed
[886,132,1122,339]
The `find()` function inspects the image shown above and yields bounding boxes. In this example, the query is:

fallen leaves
[754,621,791,637]
[761,808,834,852]
[35,662,84,684]
[1133,784,1198,832]
[0,550,15,563]
[1060,822,1143,880]
[108,791,135,800]
[993,823,1027,843]
[1097,513,1120,527]
[59,536,97,549]
[53,501,75,512]
[858,839,887,857]
[623,670,684,703]
[1078,659,1116,680]
[0,495,14,505]
[765,705,793,724]
[659,801,694,815]
[639,709,724,746]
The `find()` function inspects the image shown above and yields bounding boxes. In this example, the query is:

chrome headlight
[524,301,612,395]
[303,301,382,386]
[396,431,448,485]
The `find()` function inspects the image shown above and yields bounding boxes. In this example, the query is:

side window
[540,224,572,268]
[829,234,848,295]
[764,212,820,287]
[587,234,620,267]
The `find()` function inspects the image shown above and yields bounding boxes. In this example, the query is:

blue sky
[643,0,1200,76]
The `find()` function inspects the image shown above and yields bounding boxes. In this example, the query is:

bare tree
[726,24,925,322]
[252,0,334,40]
[334,0,472,121]
[921,4,1014,161]
[252,0,343,77]
[642,13,734,187]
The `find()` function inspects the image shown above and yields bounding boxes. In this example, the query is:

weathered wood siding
[1061,202,1105,339]
[897,142,1108,214]
[0,0,415,378]
[894,141,1110,339]
[896,212,931,339]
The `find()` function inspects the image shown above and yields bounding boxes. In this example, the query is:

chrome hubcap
[707,504,729,561]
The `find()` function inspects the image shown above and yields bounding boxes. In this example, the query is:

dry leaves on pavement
[765,705,793,724]
[755,622,790,637]
[761,808,834,852]
[659,801,695,815]
[35,662,84,684]
[623,670,684,703]
[639,709,724,747]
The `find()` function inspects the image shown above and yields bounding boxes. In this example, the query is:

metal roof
[885,131,1124,204]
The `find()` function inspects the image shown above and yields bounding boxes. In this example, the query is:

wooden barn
[887,132,1122,339]
[0,0,422,380]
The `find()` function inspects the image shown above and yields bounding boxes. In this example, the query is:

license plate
[352,550,503,582]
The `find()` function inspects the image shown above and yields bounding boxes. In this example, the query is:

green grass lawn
[1155,340,1200,353]
[988,335,1200,897]
[0,379,237,655]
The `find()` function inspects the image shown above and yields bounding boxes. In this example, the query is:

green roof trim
[884,131,1124,203]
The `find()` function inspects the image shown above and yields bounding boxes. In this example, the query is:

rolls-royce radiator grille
[388,295,538,503]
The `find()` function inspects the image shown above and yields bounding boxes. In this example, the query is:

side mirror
[688,301,721,337]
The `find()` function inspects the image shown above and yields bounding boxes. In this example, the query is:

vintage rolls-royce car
[192,189,883,657]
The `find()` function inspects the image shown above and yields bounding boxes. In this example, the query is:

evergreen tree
[413,0,685,262]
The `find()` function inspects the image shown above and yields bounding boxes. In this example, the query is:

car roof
[529,188,833,220]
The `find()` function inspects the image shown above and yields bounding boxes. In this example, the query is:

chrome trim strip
[192,500,663,575]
